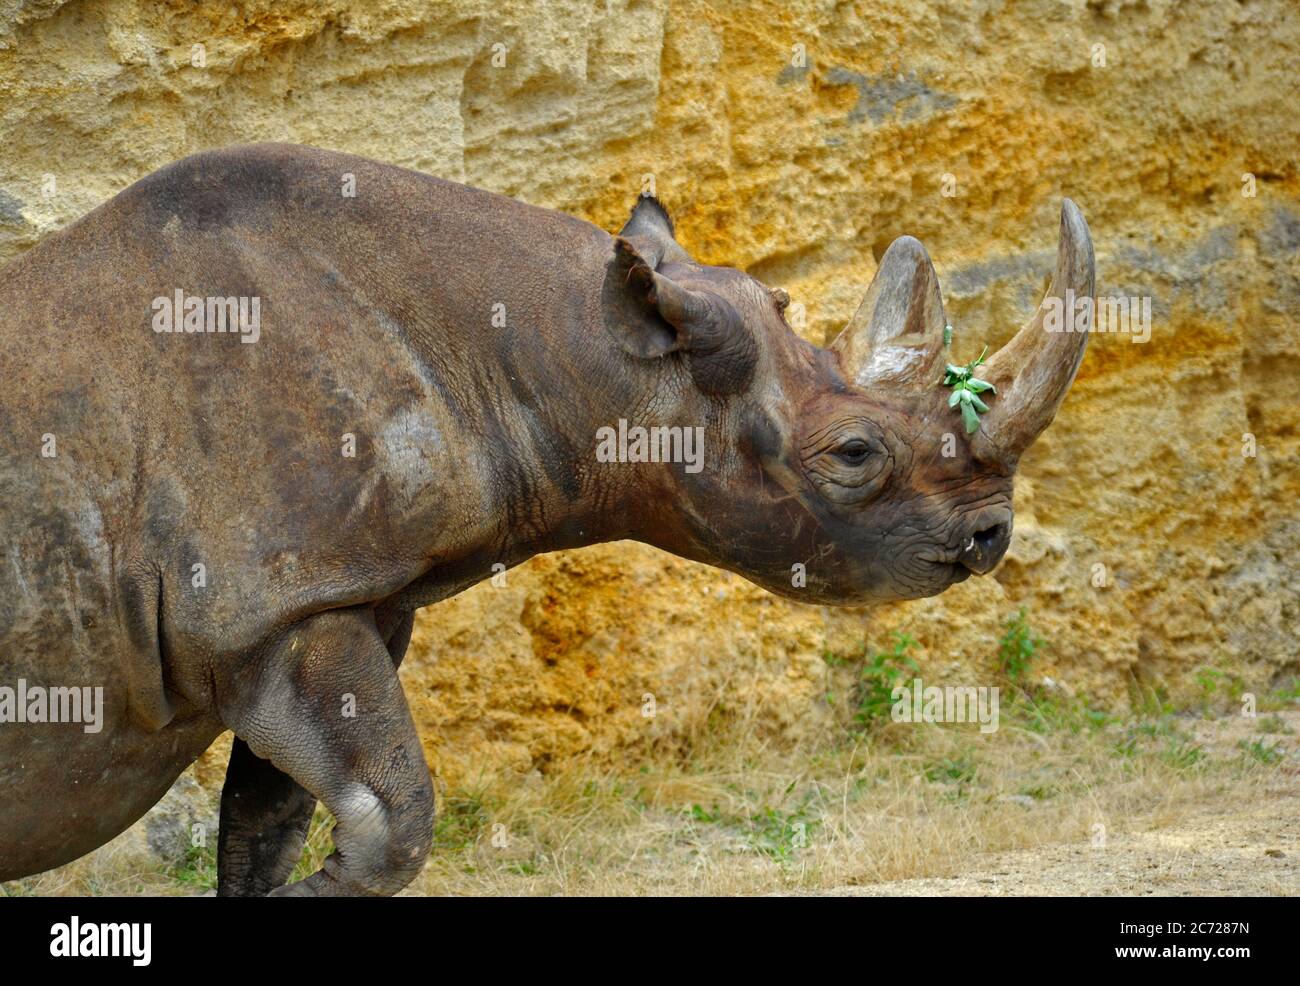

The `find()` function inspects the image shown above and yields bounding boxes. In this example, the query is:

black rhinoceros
[0,144,1092,894]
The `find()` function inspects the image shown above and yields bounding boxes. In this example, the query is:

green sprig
[941,344,996,434]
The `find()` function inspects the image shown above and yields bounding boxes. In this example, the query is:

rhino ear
[619,194,691,269]
[604,236,686,358]
[602,237,757,393]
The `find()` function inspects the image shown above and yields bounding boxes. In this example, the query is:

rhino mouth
[913,544,979,589]
[897,548,974,596]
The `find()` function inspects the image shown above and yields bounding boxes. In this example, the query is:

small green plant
[1194,667,1248,714]
[169,842,217,890]
[1269,681,1300,702]
[1111,717,1206,770]
[1195,667,1225,704]
[923,753,977,802]
[1019,694,1112,735]
[998,608,1044,686]
[924,754,976,785]
[748,804,820,862]
[1128,677,1174,718]
[1160,734,1205,770]
[435,791,495,851]
[1112,733,1139,760]
[850,632,920,730]
[1239,739,1284,765]
[941,345,996,433]
[690,803,722,824]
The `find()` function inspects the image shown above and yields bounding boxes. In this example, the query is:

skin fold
[0,143,1091,895]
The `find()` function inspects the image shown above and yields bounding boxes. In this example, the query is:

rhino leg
[216,739,317,896]
[219,607,434,897]
[214,607,418,896]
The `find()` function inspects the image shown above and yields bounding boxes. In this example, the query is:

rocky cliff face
[2,0,1296,786]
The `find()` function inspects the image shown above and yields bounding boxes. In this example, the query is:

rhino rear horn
[970,199,1094,468]
[829,236,947,390]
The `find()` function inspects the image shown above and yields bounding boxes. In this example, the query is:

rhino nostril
[958,522,1009,574]
[973,523,1005,553]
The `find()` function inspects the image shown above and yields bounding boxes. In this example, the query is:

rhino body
[0,144,1092,894]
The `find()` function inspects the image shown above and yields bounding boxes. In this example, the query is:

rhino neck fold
[349,186,672,577]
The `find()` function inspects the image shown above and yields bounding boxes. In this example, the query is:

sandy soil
[810,794,1299,896]
[810,712,1300,897]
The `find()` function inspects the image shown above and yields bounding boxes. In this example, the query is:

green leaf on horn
[941,341,996,434]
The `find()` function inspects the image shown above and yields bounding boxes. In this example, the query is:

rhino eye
[835,440,871,465]
[800,420,892,505]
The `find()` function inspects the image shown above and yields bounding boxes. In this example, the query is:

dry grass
[5,685,1295,898]
[404,701,1294,896]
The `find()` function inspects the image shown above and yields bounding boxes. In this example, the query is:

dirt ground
[810,794,1299,896]
[807,711,1300,897]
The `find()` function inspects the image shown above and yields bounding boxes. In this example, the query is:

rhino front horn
[970,199,1095,469]
[829,235,947,390]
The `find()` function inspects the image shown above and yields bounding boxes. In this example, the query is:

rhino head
[604,197,1093,605]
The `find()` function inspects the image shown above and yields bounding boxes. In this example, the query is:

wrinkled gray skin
[0,144,1092,894]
